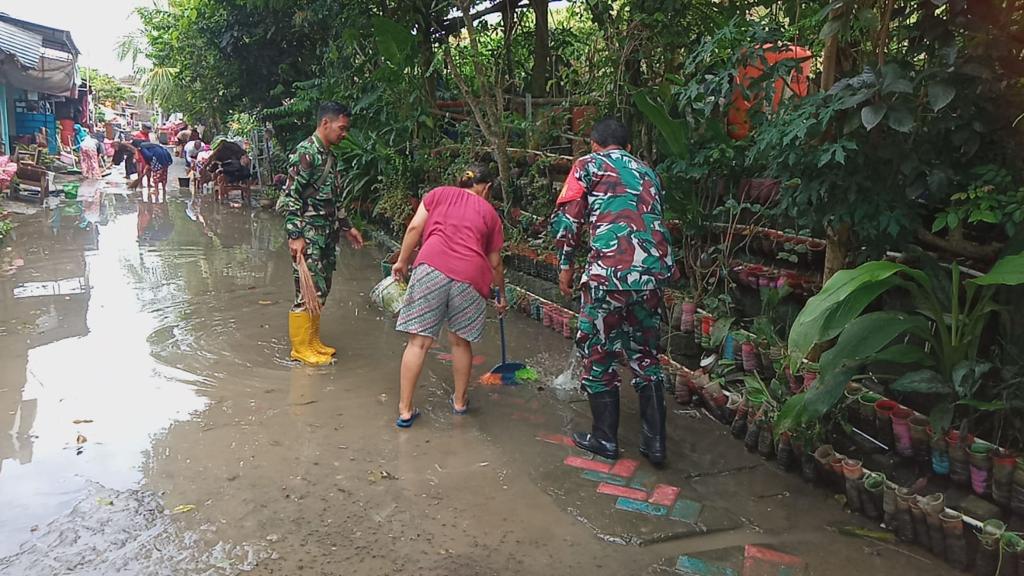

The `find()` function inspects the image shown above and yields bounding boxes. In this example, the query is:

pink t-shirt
[414,186,504,298]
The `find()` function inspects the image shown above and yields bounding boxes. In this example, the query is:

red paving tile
[563,455,612,473]
[648,484,681,506]
[596,482,648,500]
[608,458,640,478]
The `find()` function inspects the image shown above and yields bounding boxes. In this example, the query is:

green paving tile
[670,498,704,523]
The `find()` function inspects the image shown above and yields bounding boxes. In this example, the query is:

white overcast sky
[1,0,158,77]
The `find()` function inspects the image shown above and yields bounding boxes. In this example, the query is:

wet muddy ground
[0,163,952,575]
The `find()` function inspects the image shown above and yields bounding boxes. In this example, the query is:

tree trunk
[501,0,518,91]
[823,223,852,283]
[530,0,549,97]
[417,8,437,104]
[820,8,843,91]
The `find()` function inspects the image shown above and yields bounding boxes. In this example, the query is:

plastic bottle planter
[813,445,836,484]
[800,447,818,484]
[947,430,972,487]
[674,373,692,405]
[920,493,945,558]
[891,407,915,459]
[991,448,1016,508]
[1001,533,1024,576]
[776,432,795,471]
[841,458,864,513]
[730,399,749,438]
[680,302,696,333]
[693,313,705,346]
[1012,458,1024,517]
[785,366,801,395]
[843,382,864,426]
[828,455,846,493]
[722,334,737,361]
[700,316,714,349]
[741,342,759,373]
[744,415,762,453]
[802,371,818,391]
[975,519,1006,576]
[861,472,885,521]
[969,442,994,498]
[874,399,898,449]
[725,394,744,427]
[908,414,932,465]
[940,510,968,571]
[908,496,930,550]
[882,480,898,530]
[894,487,917,543]
[930,430,950,476]
[757,421,775,459]
[857,393,881,436]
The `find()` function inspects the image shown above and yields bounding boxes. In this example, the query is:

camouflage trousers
[575,287,665,394]
[292,222,338,310]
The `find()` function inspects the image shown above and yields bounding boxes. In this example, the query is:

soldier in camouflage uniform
[550,117,676,466]
[279,102,364,366]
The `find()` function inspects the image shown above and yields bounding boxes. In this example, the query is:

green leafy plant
[933,166,1024,238]
[777,251,1024,435]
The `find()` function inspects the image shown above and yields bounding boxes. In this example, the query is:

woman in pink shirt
[391,165,506,428]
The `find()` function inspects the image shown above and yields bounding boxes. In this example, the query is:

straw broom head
[296,252,322,316]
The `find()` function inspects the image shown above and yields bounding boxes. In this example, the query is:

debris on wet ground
[72,419,94,424]
[0,483,273,575]
[368,469,398,482]
[171,504,197,514]
[833,525,897,543]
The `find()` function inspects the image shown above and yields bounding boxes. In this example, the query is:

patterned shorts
[152,166,168,185]
[396,265,487,342]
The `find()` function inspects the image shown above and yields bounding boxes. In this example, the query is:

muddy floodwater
[0,172,953,575]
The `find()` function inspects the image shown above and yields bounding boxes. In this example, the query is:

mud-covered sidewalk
[0,165,952,575]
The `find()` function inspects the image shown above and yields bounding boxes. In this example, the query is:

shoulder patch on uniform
[299,153,313,171]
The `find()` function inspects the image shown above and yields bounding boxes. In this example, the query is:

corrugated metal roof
[0,13,78,56]
[0,20,41,70]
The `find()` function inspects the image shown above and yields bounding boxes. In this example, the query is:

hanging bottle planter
[929,428,950,476]
[841,458,864,513]
[891,407,915,459]
[861,472,885,521]
[947,430,972,487]
[680,301,696,333]
[1012,457,1024,517]
[909,414,931,465]
[940,510,968,571]
[969,442,994,497]
[992,448,1016,508]
[741,341,759,372]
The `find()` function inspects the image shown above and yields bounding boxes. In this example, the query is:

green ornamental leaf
[882,78,914,95]
[803,365,861,420]
[788,262,906,368]
[927,81,956,111]
[861,104,887,131]
[632,91,689,160]
[929,402,954,435]
[820,17,844,40]
[970,252,1024,286]
[886,106,914,132]
[890,369,952,394]
[818,311,929,376]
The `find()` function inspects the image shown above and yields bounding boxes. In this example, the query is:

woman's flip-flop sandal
[449,394,469,416]
[396,408,421,428]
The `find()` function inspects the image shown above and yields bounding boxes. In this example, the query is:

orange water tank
[727,44,812,140]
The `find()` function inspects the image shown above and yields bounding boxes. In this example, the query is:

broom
[295,252,322,316]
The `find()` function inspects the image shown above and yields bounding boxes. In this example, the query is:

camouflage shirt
[550,148,675,290]
[280,133,351,239]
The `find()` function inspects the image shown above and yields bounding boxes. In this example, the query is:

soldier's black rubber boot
[572,388,620,460]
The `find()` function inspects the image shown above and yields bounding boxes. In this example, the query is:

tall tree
[530,0,549,97]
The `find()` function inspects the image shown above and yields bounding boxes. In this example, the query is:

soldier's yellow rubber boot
[289,311,332,366]
[310,314,336,357]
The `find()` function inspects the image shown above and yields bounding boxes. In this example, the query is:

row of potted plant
[664,357,1016,574]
